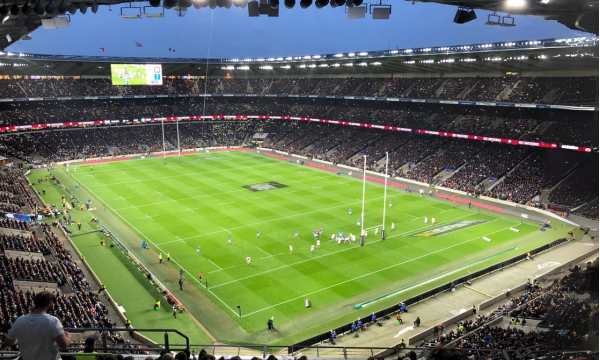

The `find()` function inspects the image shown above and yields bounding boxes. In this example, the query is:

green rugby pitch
[29,150,573,345]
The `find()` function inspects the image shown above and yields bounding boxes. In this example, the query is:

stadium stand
[0,170,117,341]
[0,76,597,105]
[0,38,597,360]
[1,113,597,213]
[418,259,598,360]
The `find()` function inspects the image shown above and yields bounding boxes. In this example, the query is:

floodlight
[505,0,526,9]
[192,0,208,8]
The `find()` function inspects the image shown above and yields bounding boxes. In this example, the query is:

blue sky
[8,1,586,58]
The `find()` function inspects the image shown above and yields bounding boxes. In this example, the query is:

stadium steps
[345,135,382,164]
[542,88,561,103]
[497,79,520,101]
[458,81,479,100]
[436,162,467,186]
[572,197,598,214]
[531,121,555,138]
[486,152,534,192]
[14,81,28,97]
[434,79,451,97]
[547,162,582,193]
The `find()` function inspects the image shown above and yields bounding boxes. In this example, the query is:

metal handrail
[64,327,190,353]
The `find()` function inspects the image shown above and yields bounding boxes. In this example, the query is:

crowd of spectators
[0,74,596,214]
[0,170,114,338]
[0,219,30,232]
[549,159,598,208]
[0,76,596,105]
[2,120,260,162]
[0,233,49,254]
[486,151,581,205]
[1,96,596,149]
[1,115,597,213]
[404,143,480,184]
[442,145,529,194]
[425,259,598,360]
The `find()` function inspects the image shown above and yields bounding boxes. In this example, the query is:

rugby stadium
[0,4,597,360]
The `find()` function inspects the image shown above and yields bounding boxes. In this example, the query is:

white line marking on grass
[254,246,273,257]
[72,178,240,318]
[209,213,477,288]
[158,196,387,246]
[238,225,515,318]
[220,227,232,235]
[114,171,335,211]
[206,257,224,271]
[207,251,286,274]
[394,326,414,338]
[87,161,280,187]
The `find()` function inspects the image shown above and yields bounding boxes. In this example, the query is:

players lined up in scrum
[331,232,356,244]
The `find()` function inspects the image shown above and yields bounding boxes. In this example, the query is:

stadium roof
[411,0,598,34]
[0,0,597,52]
[0,36,597,76]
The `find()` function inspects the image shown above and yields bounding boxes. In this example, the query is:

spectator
[6,291,70,360]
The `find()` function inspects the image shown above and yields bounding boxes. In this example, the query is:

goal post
[360,155,367,247]
[359,151,391,245]
[381,151,389,240]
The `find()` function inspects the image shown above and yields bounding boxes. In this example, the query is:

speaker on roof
[346,4,365,18]
[371,5,390,19]
[453,7,476,24]
[247,0,259,15]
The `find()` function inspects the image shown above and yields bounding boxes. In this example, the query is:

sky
[7,1,588,58]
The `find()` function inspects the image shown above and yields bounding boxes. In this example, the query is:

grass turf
[29,150,573,345]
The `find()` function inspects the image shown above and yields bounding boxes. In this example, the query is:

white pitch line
[157,196,388,246]
[206,257,224,271]
[220,227,232,235]
[72,177,240,317]
[254,245,273,257]
[208,212,479,289]
[84,161,280,188]
[114,171,335,211]
[237,223,511,318]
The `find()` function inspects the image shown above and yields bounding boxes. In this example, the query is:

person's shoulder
[10,314,28,326]
[41,313,63,325]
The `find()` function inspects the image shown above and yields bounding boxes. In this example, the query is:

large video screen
[110,64,163,85]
